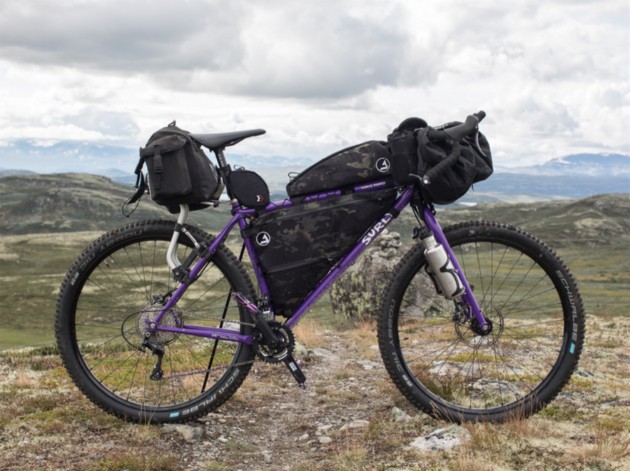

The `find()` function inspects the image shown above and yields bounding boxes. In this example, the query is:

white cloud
[0,0,627,169]
[0,0,245,72]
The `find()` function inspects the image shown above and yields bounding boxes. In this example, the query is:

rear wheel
[55,219,255,423]
[378,221,585,422]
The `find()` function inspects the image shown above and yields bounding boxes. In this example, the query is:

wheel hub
[454,308,504,347]
[122,302,183,348]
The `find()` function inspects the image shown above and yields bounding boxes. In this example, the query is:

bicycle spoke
[56,221,255,421]
[378,222,582,421]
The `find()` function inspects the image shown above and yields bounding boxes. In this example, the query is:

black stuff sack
[387,118,493,204]
[286,141,392,197]
[138,122,224,213]
[416,125,492,205]
[245,188,396,317]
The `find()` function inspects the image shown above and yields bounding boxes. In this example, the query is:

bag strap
[122,156,148,217]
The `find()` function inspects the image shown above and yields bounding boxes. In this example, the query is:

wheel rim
[71,237,251,411]
[395,238,569,415]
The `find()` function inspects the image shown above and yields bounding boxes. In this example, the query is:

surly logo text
[362,213,393,245]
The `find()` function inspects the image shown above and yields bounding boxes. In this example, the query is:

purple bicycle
[55,112,584,424]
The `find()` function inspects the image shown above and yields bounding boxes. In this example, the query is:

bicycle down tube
[149,184,487,343]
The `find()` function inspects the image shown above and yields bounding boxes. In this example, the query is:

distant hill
[455,153,629,204]
[0,173,628,250]
[457,173,629,204]
[0,173,230,235]
[504,153,630,176]
[437,193,630,246]
[0,169,37,178]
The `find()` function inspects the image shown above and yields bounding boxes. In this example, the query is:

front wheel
[55,220,256,423]
[377,221,585,422]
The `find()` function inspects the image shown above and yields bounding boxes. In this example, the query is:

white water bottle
[422,235,465,299]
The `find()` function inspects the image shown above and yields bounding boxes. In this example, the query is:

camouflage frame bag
[245,188,396,317]
[286,141,392,197]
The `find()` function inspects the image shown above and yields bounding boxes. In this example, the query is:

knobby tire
[377,221,585,423]
[55,220,255,424]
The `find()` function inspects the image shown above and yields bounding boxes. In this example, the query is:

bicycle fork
[419,206,491,334]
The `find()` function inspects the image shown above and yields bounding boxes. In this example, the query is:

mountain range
[0,172,628,249]
[0,140,628,202]
[501,153,630,176]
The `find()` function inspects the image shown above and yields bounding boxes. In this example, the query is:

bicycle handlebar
[442,111,486,141]
[421,111,486,186]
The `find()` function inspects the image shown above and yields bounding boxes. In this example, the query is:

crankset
[232,292,307,388]
[254,321,294,363]
[253,321,307,389]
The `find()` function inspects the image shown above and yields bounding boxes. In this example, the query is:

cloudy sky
[0,0,628,172]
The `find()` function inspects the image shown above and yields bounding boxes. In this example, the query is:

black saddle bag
[137,123,224,213]
[245,188,396,317]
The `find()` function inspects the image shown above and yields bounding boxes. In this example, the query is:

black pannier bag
[138,123,224,213]
[227,169,270,209]
[245,188,396,317]
[387,118,492,204]
[286,141,392,197]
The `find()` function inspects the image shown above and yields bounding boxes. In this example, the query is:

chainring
[254,321,295,364]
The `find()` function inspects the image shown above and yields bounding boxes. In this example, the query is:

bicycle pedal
[284,355,307,389]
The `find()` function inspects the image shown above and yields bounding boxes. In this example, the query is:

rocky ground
[1,315,629,471]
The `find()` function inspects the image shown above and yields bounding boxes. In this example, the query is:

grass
[2,196,629,352]
[1,314,629,470]
[0,198,629,468]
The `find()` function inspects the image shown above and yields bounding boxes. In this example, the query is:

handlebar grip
[444,111,486,142]
[474,110,486,121]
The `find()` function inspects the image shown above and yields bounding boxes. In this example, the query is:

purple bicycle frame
[152,184,488,343]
